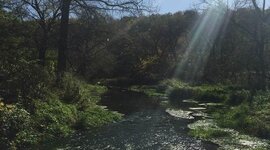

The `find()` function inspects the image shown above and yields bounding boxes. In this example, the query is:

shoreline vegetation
[130,79,270,150]
[0,74,122,149]
[1,0,270,149]
[1,74,270,149]
[1,59,270,150]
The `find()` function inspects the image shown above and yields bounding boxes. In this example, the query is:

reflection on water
[42,89,218,150]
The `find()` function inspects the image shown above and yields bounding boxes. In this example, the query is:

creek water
[42,89,219,150]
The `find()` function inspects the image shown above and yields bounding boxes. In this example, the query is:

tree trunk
[38,30,48,66]
[257,42,266,90]
[57,0,71,79]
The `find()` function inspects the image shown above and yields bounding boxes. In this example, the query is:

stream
[42,89,219,150]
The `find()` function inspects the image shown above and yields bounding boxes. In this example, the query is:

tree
[200,0,270,89]
[56,0,155,79]
[3,0,61,66]
[249,0,270,89]
[57,0,71,77]
[227,0,270,89]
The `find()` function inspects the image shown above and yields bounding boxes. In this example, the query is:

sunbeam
[173,1,231,82]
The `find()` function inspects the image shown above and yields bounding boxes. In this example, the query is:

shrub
[0,58,52,107]
[245,115,270,138]
[76,107,122,129]
[60,74,82,103]
[226,90,251,106]
[214,104,250,130]
[33,99,78,138]
[169,87,196,104]
[62,81,81,103]
[160,79,189,89]
[0,103,38,149]
[195,90,227,102]
[194,85,228,102]
[189,127,229,139]
[253,91,270,108]
[167,81,228,104]
[213,91,270,139]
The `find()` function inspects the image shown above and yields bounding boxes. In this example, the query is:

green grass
[161,79,270,139]
[0,73,123,149]
[189,127,230,139]
[213,92,270,139]
[130,85,166,97]
[168,82,229,103]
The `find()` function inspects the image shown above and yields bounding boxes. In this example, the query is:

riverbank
[2,76,270,149]
[39,86,219,149]
[0,74,122,149]
[130,79,270,149]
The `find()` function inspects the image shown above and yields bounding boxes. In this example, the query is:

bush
[62,80,81,103]
[0,103,38,149]
[189,127,229,139]
[195,90,227,102]
[60,74,82,103]
[169,84,228,104]
[169,88,196,102]
[213,91,270,139]
[194,85,228,102]
[60,74,107,104]
[0,58,52,107]
[214,104,251,130]
[77,107,122,129]
[160,79,189,89]
[245,115,270,138]
[253,91,270,108]
[226,90,251,106]
[33,98,78,138]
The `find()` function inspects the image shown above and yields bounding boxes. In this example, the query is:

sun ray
[174,1,231,82]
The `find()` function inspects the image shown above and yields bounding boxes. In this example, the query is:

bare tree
[199,0,270,89]
[228,0,270,89]
[250,0,269,89]
[57,0,156,79]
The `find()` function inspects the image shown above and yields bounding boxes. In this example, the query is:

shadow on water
[41,88,219,150]
[99,89,160,115]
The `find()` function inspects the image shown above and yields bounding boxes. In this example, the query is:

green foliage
[0,69,122,149]
[167,79,228,103]
[248,91,270,138]
[245,115,270,138]
[214,104,250,130]
[160,79,189,89]
[0,10,51,109]
[1,1,270,148]
[1,59,51,101]
[189,127,229,139]
[165,79,270,139]
[33,98,78,137]
[214,100,270,138]
[253,91,270,108]
[169,87,196,102]
[60,74,107,108]
[0,103,38,149]
[226,90,251,106]
[195,86,228,102]
[130,85,165,97]
[77,107,122,129]
[60,74,82,103]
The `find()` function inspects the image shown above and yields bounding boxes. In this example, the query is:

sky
[158,0,200,14]
[158,0,270,14]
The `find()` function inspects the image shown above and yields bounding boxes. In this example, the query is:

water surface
[43,89,218,150]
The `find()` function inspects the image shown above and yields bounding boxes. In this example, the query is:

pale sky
[158,0,270,14]
[158,0,200,14]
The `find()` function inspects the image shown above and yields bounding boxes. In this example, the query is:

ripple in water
[42,90,219,150]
